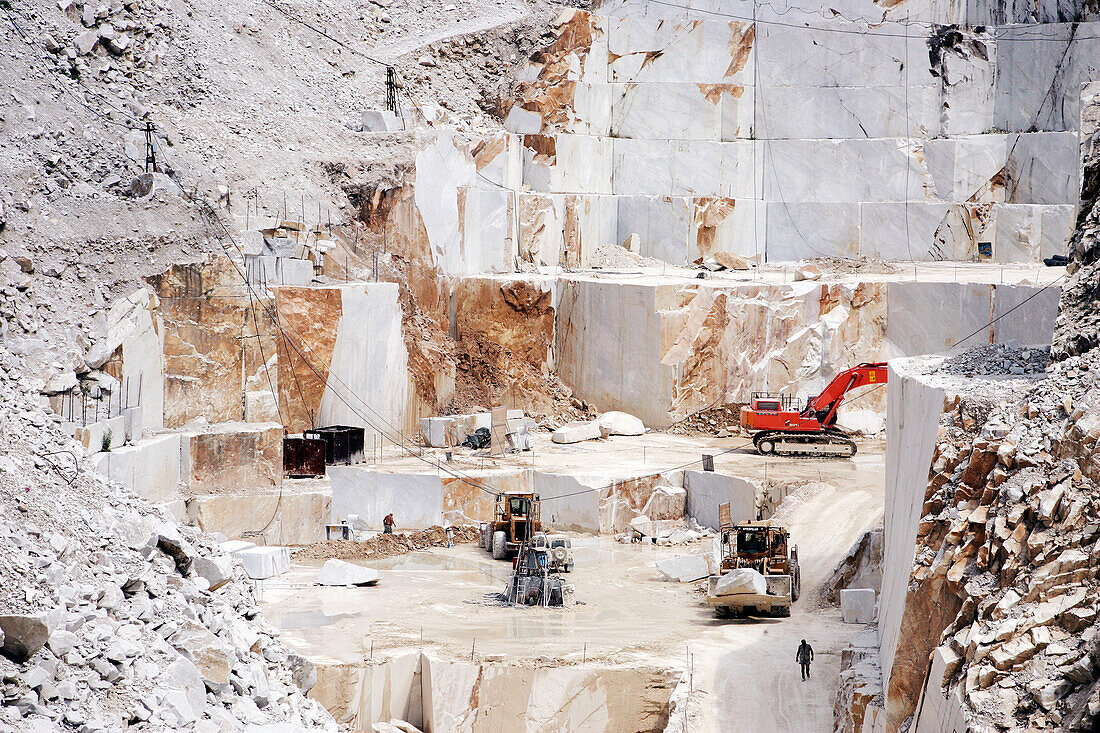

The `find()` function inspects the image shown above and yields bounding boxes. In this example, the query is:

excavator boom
[805,362,888,414]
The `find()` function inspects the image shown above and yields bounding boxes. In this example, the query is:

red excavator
[739,362,887,458]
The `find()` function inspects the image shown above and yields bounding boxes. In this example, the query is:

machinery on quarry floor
[707,503,800,618]
[531,532,574,572]
[504,536,576,607]
[740,362,888,457]
[479,492,542,560]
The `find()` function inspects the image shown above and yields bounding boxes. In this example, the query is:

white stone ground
[260,443,886,731]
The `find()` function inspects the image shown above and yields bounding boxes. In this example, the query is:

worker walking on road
[383,513,395,534]
[797,639,814,681]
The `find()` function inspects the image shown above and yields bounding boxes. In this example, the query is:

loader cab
[736,526,770,558]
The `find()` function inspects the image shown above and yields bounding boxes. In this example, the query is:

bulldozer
[479,492,542,560]
[740,362,887,457]
[706,503,800,618]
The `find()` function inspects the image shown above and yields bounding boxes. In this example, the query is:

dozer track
[753,430,856,458]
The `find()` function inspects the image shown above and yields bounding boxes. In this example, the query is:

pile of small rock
[935,342,1050,377]
[0,347,335,731]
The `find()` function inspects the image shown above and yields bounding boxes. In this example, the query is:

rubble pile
[291,525,480,562]
[0,353,335,731]
[892,350,1100,731]
[931,342,1051,377]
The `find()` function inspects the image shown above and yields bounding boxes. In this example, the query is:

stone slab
[655,553,712,582]
[841,588,878,623]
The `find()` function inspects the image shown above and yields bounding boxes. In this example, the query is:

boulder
[630,516,685,539]
[315,559,381,587]
[641,485,686,521]
[551,420,602,444]
[74,29,98,54]
[0,613,52,663]
[840,588,877,623]
[169,621,233,689]
[713,251,755,270]
[46,629,78,656]
[286,651,317,694]
[713,568,767,597]
[155,521,196,574]
[193,555,234,591]
[655,554,711,582]
[595,411,645,437]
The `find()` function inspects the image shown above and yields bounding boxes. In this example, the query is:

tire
[564,562,574,573]
[791,564,802,602]
[492,531,508,560]
[758,439,775,455]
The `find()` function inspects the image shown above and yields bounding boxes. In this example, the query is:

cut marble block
[683,471,757,530]
[419,417,454,448]
[761,139,924,203]
[841,588,877,623]
[756,85,940,139]
[884,282,994,357]
[994,23,1100,133]
[519,193,567,267]
[1040,205,1074,258]
[532,472,602,533]
[610,82,753,141]
[234,546,290,580]
[556,279,671,427]
[522,135,613,194]
[764,202,860,261]
[755,21,928,88]
[922,135,1008,203]
[991,284,1062,346]
[655,553,712,582]
[610,139,759,197]
[597,0,971,24]
[1005,132,1080,205]
[330,468,444,529]
[606,16,755,84]
[859,202,977,261]
[459,186,516,274]
[616,195,692,263]
[882,282,1058,356]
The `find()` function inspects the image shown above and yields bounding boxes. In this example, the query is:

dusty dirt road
[681,476,884,732]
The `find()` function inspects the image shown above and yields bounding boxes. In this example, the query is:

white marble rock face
[606,17,756,85]
[764,202,861,261]
[756,85,940,140]
[410,6,1093,271]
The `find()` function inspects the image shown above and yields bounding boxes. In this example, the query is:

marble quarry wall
[878,361,953,730]
[330,466,719,534]
[311,653,677,732]
[183,422,283,496]
[274,283,412,438]
[558,276,1056,428]
[364,8,1100,271]
[186,489,331,545]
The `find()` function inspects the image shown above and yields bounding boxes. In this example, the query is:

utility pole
[143,121,158,173]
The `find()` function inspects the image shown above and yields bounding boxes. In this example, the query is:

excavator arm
[804,362,888,426]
